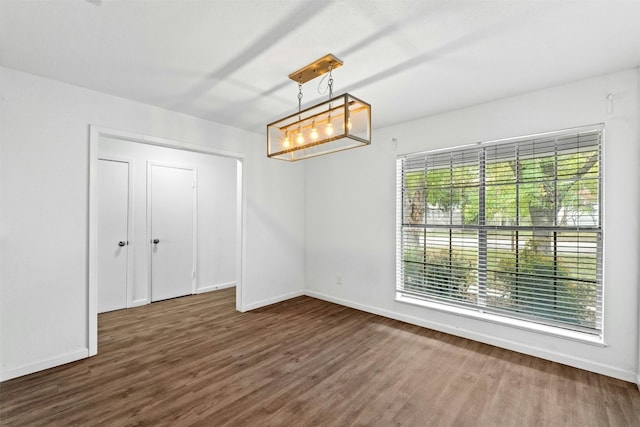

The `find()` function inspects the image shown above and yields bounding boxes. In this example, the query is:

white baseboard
[242,290,305,312]
[304,290,637,383]
[0,348,89,382]
[196,282,236,294]
[130,298,149,308]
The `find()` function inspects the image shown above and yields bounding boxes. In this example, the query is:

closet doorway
[89,126,245,356]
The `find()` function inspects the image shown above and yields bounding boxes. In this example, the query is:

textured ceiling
[2,0,640,134]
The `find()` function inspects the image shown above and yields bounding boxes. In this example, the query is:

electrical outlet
[336,275,342,285]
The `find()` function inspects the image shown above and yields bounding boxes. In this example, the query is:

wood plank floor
[1,288,639,426]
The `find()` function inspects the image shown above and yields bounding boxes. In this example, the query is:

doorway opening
[88,125,245,356]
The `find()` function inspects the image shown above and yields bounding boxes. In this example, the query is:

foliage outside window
[397,125,603,335]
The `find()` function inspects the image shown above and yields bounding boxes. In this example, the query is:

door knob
[153,238,160,244]
[118,241,126,247]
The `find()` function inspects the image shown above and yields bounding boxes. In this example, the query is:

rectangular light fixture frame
[267,93,371,162]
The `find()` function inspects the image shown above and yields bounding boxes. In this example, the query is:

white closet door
[97,159,129,313]
[149,163,195,302]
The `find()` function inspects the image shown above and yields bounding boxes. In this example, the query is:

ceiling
[1,0,640,134]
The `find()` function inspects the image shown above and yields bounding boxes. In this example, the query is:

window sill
[395,293,606,347]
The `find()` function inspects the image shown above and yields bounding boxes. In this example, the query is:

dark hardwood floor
[1,288,639,426]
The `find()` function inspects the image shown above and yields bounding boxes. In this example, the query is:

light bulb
[347,117,352,131]
[310,120,318,140]
[283,133,291,148]
[326,119,334,136]
[296,130,304,145]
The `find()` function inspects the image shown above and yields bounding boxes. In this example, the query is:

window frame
[395,124,604,342]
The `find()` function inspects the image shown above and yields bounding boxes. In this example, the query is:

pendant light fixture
[267,54,371,161]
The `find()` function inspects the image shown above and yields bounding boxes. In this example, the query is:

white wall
[0,67,305,380]
[99,137,237,303]
[3,63,637,384]
[305,68,640,382]
[637,67,640,390]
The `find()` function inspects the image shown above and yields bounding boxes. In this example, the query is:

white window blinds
[397,125,603,335]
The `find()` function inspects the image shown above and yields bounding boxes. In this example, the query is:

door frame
[97,156,135,311]
[89,125,246,356]
[147,161,198,301]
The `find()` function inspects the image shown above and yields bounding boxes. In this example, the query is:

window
[396,125,603,336]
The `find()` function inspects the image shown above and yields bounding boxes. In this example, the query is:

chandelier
[267,54,371,161]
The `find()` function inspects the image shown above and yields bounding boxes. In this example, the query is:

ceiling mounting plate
[288,54,343,84]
